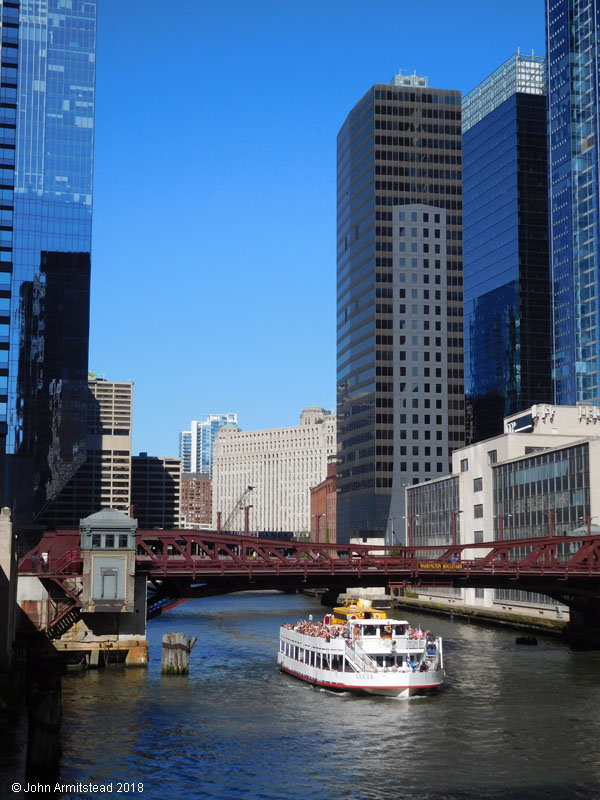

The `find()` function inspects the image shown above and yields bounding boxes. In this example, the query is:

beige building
[212,407,336,535]
[37,377,133,528]
[405,404,600,620]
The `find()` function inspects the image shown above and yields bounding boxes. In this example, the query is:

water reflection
[48,593,600,799]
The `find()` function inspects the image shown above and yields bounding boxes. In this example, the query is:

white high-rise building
[212,407,336,535]
[179,413,238,476]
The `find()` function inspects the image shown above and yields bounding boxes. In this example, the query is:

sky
[90,0,547,457]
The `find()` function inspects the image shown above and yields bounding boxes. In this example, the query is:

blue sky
[90,0,546,457]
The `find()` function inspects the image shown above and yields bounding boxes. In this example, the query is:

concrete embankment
[390,594,568,636]
[314,586,568,637]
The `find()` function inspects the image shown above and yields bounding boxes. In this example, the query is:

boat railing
[344,641,372,673]
[405,638,427,651]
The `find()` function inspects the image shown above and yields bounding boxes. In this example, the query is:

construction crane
[222,486,254,532]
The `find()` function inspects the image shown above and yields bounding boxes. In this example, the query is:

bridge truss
[18,528,600,631]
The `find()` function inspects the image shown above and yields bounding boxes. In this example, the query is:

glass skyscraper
[546,0,600,404]
[463,54,551,442]
[337,71,463,545]
[179,413,238,477]
[0,1,96,525]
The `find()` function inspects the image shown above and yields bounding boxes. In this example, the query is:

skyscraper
[1,1,96,525]
[336,71,463,544]
[179,413,238,477]
[36,377,133,529]
[463,53,551,442]
[546,1,600,404]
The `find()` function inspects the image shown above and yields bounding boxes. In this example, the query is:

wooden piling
[161,633,197,674]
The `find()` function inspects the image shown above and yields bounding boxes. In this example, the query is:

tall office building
[546,1,600,404]
[131,454,181,529]
[0,2,96,525]
[212,407,335,535]
[463,54,551,443]
[336,71,463,544]
[179,413,238,476]
[36,377,133,529]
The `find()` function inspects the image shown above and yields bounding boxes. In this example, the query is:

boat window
[394,625,406,636]
[363,625,378,636]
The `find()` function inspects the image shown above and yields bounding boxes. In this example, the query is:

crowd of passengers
[282,620,434,643]
[282,621,347,639]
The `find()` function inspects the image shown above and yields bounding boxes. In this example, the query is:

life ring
[324,615,331,625]
[373,613,383,619]
[350,614,357,620]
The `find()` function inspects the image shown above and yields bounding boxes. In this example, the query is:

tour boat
[277,601,444,698]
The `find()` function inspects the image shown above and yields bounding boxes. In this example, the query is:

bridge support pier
[566,596,600,648]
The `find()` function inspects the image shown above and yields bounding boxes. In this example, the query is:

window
[474,530,484,543]
[488,450,497,464]
[474,504,483,518]
[473,477,483,492]
[460,458,468,472]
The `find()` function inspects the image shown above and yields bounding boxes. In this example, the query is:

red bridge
[18,528,600,635]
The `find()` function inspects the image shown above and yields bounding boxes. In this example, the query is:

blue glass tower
[0,1,96,524]
[180,413,238,477]
[546,1,600,404]
[463,54,551,442]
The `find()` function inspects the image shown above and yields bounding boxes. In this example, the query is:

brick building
[309,456,337,543]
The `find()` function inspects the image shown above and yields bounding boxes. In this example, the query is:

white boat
[277,607,444,698]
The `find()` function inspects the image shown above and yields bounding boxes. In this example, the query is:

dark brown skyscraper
[336,71,464,544]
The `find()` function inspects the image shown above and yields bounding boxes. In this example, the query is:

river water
[6,591,600,799]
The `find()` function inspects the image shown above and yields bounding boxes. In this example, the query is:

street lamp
[578,516,599,536]
[312,513,325,543]
[450,510,463,546]
[496,514,513,542]
[402,514,419,547]
[542,510,554,538]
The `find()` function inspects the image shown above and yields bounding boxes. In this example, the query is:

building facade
[179,413,238,476]
[406,403,600,616]
[212,407,336,535]
[546,1,600,405]
[463,54,551,443]
[131,454,181,529]
[1,2,96,527]
[180,472,212,528]
[36,377,133,528]
[309,455,337,543]
[337,71,464,544]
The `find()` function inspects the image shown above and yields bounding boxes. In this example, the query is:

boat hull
[278,654,443,698]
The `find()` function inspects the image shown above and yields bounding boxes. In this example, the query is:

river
[6,591,600,799]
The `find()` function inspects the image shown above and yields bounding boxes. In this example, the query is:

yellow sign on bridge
[418,561,464,571]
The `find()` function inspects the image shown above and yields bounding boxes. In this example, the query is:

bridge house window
[474,504,483,518]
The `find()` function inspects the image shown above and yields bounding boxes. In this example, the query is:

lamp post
[584,516,599,536]
[312,513,325,543]
[496,514,512,542]
[403,514,418,547]
[450,510,463,547]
